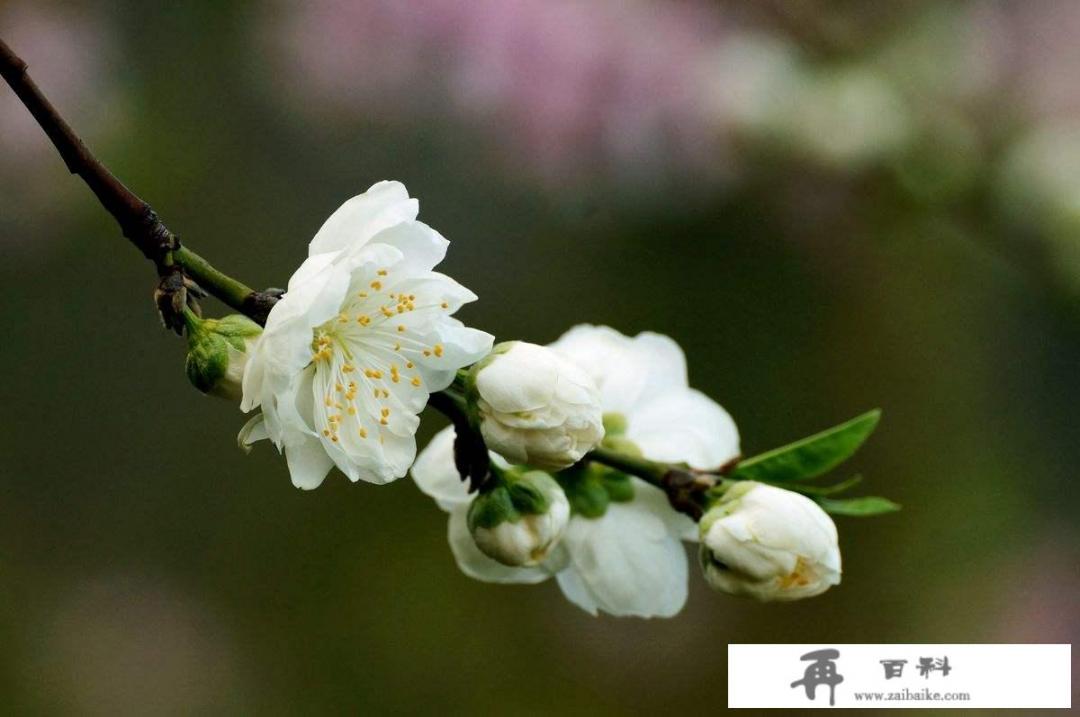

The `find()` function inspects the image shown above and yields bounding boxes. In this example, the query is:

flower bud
[467,470,570,566]
[184,311,262,400]
[470,341,604,470]
[699,482,841,601]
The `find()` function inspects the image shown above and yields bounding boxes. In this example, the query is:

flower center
[302,267,455,446]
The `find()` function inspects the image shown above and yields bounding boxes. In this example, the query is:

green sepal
[506,471,555,516]
[733,409,881,483]
[601,470,635,503]
[468,470,560,530]
[817,496,901,516]
[212,314,262,350]
[556,464,609,518]
[467,485,520,531]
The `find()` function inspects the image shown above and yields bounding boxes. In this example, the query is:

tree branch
[0,36,279,326]
[0,37,173,264]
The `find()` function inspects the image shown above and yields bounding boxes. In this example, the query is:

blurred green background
[1,1,1077,714]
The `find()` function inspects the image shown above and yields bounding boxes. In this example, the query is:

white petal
[365,220,448,274]
[631,478,700,543]
[411,427,473,511]
[476,344,558,414]
[308,181,418,256]
[557,501,689,618]
[251,258,351,381]
[284,432,335,490]
[447,507,552,585]
[628,388,741,470]
[237,413,268,453]
[550,325,687,415]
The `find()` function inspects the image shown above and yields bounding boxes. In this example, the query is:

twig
[0,36,278,326]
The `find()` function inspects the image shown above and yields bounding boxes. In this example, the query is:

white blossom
[471,341,603,470]
[238,181,493,489]
[412,324,741,618]
[413,427,692,616]
[699,481,841,601]
[548,325,740,470]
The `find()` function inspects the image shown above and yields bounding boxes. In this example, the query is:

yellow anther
[370,280,383,290]
[357,291,369,298]
[322,429,331,437]
[357,315,370,326]
[423,349,431,357]
[379,417,389,426]
[331,435,339,442]
[342,364,355,373]
[440,301,449,309]
[324,396,333,407]
[405,361,414,369]
[377,269,388,276]
[358,427,368,439]
[433,344,444,357]
[397,325,406,333]
[394,343,401,351]
[380,306,393,318]
[338,312,349,323]
[411,376,422,387]
[381,407,390,417]
[347,406,357,415]
[335,383,344,392]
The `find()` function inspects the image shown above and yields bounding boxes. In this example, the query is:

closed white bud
[184,312,262,401]
[467,470,570,567]
[699,482,841,601]
[471,341,604,470]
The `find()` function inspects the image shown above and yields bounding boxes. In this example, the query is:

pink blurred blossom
[270,0,731,185]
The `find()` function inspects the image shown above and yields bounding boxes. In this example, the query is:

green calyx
[555,462,635,519]
[467,469,559,531]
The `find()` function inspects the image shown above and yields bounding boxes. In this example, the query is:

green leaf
[733,409,881,483]
[817,496,901,516]
[789,475,863,496]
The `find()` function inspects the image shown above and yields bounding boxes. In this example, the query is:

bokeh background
[1,0,1077,713]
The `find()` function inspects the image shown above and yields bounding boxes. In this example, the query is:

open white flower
[471,341,604,470]
[239,181,493,489]
[413,427,692,617]
[549,325,740,471]
[412,324,741,617]
[699,481,841,601]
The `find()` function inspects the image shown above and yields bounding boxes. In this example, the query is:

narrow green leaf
[818,496,901,516]
[733,409,881,483]
[788,475,863,496]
